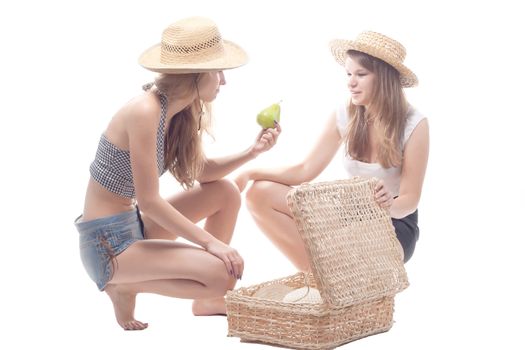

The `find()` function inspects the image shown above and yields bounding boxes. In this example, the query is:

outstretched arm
[197,123,281,183]
[236,112,342,191]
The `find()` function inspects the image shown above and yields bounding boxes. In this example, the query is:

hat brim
[138,40,248,74]
[329,39,418,88]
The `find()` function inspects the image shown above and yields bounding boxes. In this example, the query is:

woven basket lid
[286,177,409,307]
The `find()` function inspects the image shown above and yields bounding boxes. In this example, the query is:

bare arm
[390,118,429,219]
[240,112,342,187]
[198,123,281,183]
[127,101,217,247]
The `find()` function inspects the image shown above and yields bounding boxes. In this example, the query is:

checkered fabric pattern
[89,93,168,198]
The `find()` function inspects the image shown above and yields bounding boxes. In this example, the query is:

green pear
[256,102,280,128]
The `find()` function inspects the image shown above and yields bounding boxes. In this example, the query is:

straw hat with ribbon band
[330,31,418,88]
[139,17,248,74]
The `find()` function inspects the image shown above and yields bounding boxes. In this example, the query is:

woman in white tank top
[236,31,429,269]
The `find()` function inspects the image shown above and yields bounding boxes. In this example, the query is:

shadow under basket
[226,178,409,349]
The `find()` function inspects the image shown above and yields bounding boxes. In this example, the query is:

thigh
[109,239,227,285]
[167,179,238,221]
[249,180,293,216]
[142,179,238,239]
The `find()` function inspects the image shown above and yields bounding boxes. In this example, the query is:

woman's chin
[351,97,363,106]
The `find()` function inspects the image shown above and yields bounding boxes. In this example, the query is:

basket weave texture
[226,178,409,349]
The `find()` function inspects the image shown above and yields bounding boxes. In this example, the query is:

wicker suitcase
[226,178,409,349]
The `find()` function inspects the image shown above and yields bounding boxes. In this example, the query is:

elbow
[281,163,311,186]
[392,206,418,219]
[197,176,214,184]
[391,193,420,219]
[196,159,215,184]
[391,209,414,220]
[135,195,162,214]
[196,172,216,185]
[300,163,321,184]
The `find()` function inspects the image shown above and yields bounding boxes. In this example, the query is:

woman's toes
[124,320,148,331]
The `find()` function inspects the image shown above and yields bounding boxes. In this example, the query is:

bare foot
[105,284,148,330]
[192,297,227,316]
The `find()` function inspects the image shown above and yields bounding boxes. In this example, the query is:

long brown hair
[344,50,408,168]
[152,73,212,189]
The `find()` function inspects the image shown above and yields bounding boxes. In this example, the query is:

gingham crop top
[89,92,168,198]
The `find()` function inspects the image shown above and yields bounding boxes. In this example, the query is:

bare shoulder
[105,92,161,149]
[404,117,429,166]
[407,117,429,145]
[123,92,161,127]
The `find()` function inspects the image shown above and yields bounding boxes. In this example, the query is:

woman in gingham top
[75,17,280,330]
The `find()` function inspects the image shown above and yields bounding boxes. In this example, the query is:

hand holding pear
[249,102,282,158]
[256,102,281,128]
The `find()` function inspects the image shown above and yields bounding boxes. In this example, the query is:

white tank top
[335,100,426,196]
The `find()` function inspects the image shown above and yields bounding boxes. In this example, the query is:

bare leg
[140,179,241,315]
[245,181,311,272]
[141,179,241,243]
[106,239,236,330]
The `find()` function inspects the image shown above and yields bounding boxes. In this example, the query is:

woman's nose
[219,71,226,85]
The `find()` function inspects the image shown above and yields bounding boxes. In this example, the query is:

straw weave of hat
[330,31,417,87]
[139,17,248,73]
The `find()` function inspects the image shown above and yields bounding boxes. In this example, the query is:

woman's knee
[205,258,236,292]
[207,179,241,210]
[245,180,279,211]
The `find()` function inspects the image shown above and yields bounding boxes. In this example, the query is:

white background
[1,0,524,349]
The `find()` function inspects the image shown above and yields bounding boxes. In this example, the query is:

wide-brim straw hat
[330,31,418,87]
[139,17,248,74]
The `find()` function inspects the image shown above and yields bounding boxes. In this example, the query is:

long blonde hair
[151,73,212,189]
[345,50,408,168]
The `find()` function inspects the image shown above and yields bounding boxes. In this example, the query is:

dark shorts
[392,210,419,263]
[74,208,145,291]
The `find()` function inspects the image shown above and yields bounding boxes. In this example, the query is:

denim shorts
[392,209,419,263]
[75,208,144,291]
